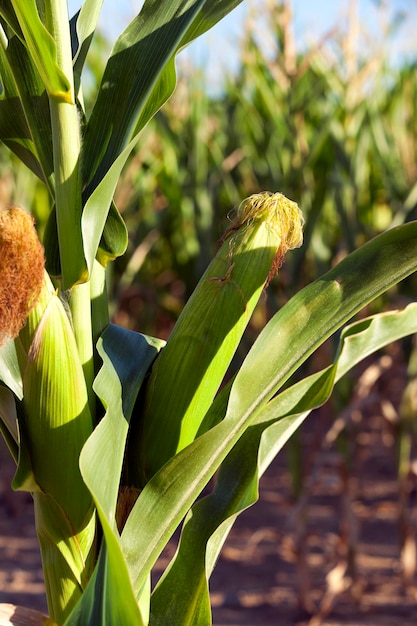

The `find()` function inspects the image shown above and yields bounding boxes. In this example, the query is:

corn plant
[110,0,417,339]
[1,2,417,625]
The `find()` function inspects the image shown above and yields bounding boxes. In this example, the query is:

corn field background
[1,1,417,624]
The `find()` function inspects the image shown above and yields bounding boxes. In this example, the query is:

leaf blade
[120,222,417,599]
[150,302,417,623]
[73,325,164,625]
[11,0,71,102]
[80,0,243,273]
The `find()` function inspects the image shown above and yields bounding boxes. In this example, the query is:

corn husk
[13,273,96,623]
[133,192,303,483]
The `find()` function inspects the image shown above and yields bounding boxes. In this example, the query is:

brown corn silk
[0,207,45,345]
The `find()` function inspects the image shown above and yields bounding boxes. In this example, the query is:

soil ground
[1,350,417,625]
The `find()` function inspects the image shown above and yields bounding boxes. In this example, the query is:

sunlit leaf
[70,0,104,97]
[121,221,417,600]
[80,0,243,277]
[34,491,96,624]
[0,18,53,184]
[150,302,417,622]
[0,338,22,399]
[10,0,71,102]
[0,385,18,461]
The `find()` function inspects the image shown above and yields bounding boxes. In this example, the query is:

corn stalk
[0,2,417,625]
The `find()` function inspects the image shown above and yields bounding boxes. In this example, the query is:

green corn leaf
[120,221,417,600]
[149,302,417,624]
[81,132,146,277]
[80,0,243,278]
[70,0,103,98]
[83,0,234,190]
[42,206,61,278]
[0,385,18,462]
[0,338,23,399]
[10,411,39,493]
[34,491,96,624]
[81,324,163,525]
[0,18,54,185]
[71,325,164,625]
[0,0,21,35]
[44,201,128,278]
[9,0,71,102]
[82,0,206,191]
[226,221,417,426]
[0,384,17,441]
[64,542,146,626]
[95,201,128,267]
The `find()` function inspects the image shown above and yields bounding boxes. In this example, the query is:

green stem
[46,0,94,395]
[47,0,86,290]
[36,6,97,620]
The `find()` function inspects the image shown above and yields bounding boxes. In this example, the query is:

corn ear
[132,192,303,484]
[12,273,96,623]
[14,272,93,526]
[0,207,96,621]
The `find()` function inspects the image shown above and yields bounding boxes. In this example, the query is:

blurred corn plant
[1,2,417,626]
[107,0,417,341]
[111,72,245,337]
[216,0,417,285]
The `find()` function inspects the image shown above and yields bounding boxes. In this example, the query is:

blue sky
[68,1,416,89]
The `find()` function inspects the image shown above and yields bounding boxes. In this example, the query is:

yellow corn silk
[222,191,304,285]
[224,191,303,250]
[130,192,304,485]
